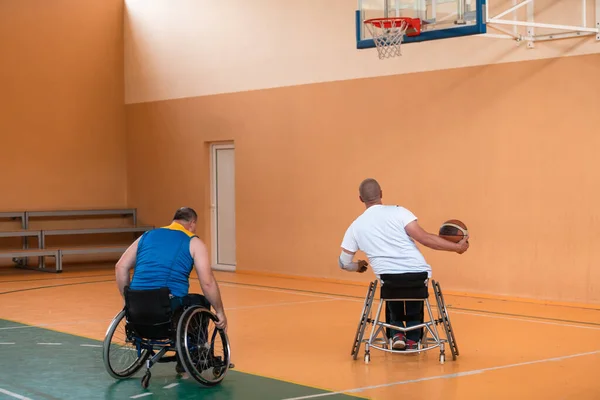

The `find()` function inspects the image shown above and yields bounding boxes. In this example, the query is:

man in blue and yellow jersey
[115,207,228,372]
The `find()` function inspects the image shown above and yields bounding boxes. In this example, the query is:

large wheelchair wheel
[351,280,377,360]
[176,306,231,386]
[432,280,459,360]
[103,309,150,379]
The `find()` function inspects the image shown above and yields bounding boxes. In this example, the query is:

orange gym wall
[126,54,600,306]
[0,0,127,211]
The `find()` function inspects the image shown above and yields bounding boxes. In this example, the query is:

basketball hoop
[363,17,421,59]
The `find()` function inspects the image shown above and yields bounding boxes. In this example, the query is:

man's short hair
[173,207,197,222]
[359,178,382,203]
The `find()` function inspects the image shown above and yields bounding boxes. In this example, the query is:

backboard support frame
[357,0,599,51]
[485,0,600,48]
[356,0,487,49]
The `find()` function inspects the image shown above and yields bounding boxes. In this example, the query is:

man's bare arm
[405,221,469,254]
[190,237,227,329]
[115,237,140,297]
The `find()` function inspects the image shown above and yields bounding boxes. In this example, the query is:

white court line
[280,350,600,400]
[451,310,600,331]
[37,342,62,345]
[0,388,32,400]
[226,299,340,311]
[0,299,334,332]
[0,318,112,330]
[220,283,343,301]
[1,284,597,334]
[0,292,340,331]
[163,383,179,389]
[130,393,153,399]
[223,283,600,331]
[80,344,102,347]
[0,342,15,345]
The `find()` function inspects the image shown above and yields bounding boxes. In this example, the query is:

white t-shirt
[341,204,431,278]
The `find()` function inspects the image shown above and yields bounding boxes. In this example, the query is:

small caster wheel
[364,353,370,364]
[439,353,445,365]
[141,372,151,388]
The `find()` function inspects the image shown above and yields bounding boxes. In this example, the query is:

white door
[211,143,236,271]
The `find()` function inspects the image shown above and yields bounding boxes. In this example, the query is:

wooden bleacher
[0,211,26,221]
[0,208,153,272]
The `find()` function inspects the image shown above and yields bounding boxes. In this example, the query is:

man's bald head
[359,178,382,205]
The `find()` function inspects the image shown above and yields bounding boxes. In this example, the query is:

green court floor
[0,319,361,400]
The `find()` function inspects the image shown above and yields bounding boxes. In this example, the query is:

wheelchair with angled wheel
[102,286,233,388]
[350,273,459,365]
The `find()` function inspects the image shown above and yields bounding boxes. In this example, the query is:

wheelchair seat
[124,286,173,340]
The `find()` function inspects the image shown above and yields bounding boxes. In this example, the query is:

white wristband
[339,251,358,271]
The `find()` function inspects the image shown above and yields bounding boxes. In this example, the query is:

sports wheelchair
[351,273,458,365]
[102,286,233,388]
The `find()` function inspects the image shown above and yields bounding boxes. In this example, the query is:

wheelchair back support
[380,271,429,299]
[124,286,173,339]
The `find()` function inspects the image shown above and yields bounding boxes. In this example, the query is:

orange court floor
[1,263,600,400]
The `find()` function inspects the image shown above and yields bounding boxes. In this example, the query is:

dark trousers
[380,272,428,343]
[170,293,211,314]
[386,299,424,342]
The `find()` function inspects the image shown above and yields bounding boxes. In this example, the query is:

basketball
[439,219,468,243]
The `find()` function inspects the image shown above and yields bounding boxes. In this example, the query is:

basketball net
[364,18,409,59]
[364,17,420,60]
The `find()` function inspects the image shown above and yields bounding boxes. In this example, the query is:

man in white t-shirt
[339,178,469,350]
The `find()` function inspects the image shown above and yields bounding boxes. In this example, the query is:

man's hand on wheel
[357,260,368,273]
[215,311,228,332]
